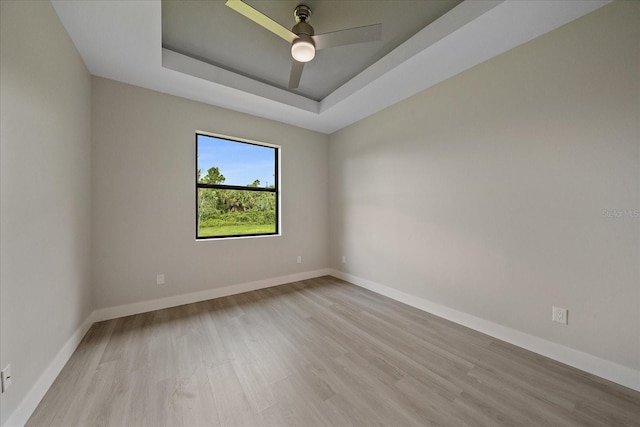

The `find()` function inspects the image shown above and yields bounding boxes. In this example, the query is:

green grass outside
[198,223,276,237]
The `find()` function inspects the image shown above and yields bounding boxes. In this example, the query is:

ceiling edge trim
[319,0,504,114]
[162,49,319,113]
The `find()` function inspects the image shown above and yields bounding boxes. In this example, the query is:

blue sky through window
[197,134,276,188]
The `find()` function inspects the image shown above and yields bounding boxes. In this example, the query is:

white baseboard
[91,269,333,322]
[6,268,635,427]
[329,269,640,392]
[3,314,95,427]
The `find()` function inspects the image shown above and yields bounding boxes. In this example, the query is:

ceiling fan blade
[288,60,305,89]
[225,0,297,43]
[312,23,382,50]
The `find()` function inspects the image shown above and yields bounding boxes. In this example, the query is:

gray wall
[329,1,639,371]
[0,1,93,424]
[91,78,329,309]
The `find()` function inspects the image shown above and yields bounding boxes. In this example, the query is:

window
[196,132,279,239]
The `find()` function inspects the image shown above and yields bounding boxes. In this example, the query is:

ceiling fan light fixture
[291,36,315,62]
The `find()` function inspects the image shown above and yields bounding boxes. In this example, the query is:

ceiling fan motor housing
[292,5,314,37]
[292,20,314,37]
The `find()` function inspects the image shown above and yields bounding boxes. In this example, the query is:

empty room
[1,0,638,426]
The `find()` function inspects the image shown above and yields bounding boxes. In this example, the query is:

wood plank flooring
[27,276,640,426]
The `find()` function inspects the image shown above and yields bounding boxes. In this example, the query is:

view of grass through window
[196,133,279,238]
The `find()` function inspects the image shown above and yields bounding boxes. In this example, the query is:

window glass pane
[197,188,276,238]
[197,134,276,188]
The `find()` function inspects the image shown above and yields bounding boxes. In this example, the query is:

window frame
[195,131,280,240]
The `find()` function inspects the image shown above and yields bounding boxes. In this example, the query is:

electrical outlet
[156,274,165,285]
[296,256,302,264]
[1,364,12,393]
[552,306,568,324]
[342,256,346,263]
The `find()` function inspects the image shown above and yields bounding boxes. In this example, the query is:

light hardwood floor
[28,276,639,426]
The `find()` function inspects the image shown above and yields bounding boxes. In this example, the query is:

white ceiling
[51,0,610,134]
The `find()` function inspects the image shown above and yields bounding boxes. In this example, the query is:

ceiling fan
[225,0,382,89]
